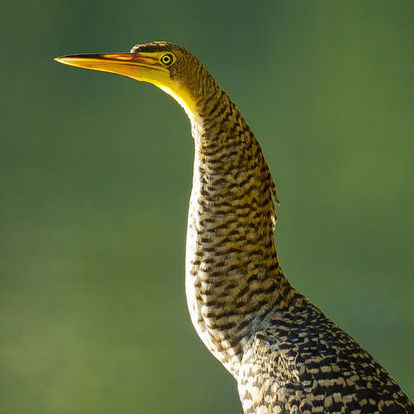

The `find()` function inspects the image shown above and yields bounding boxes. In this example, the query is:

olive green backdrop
[1,1,413,413]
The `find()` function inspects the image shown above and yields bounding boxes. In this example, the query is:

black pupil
[163,55,171,64]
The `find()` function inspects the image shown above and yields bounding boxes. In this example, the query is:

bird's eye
[160,53,174,66]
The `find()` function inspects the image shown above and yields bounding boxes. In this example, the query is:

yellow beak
[55,51,197,120]
[54,53,164,80]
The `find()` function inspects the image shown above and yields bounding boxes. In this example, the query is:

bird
[55,41,414,414]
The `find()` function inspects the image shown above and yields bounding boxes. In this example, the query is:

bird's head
[55,41,214,120]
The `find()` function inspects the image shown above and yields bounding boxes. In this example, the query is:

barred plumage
[56,41,414,414]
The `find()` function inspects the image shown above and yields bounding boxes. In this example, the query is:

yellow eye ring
[160,53,174,66]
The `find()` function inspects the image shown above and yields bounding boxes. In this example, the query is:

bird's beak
[54,53,163,80]
[55,50,195,116]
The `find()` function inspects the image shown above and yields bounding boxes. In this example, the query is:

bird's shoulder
[237,303,413,413]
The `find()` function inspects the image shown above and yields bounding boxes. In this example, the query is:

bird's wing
[237,320,413,414]
[238,330,334,414]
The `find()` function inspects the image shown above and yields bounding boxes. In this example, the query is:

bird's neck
[185,88,293,375]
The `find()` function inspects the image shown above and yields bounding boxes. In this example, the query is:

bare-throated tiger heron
[56,42,413,414]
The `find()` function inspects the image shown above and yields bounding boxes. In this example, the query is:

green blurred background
[1,1,413,413]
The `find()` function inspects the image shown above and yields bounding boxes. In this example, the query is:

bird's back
[238,293,414,413]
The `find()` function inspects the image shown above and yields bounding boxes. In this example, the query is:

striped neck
[184,86,293,375]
